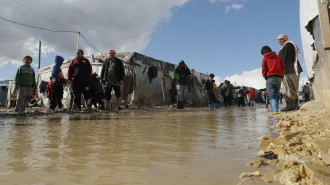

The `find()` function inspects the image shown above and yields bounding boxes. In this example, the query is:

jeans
[265,96,270,107]
[15,86,31,113]
[266,77,282,101]
[176,85,187,102]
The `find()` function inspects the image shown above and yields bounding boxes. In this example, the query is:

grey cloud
[0,0,189,66]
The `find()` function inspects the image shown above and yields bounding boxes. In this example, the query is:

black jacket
[278,42,303,74]
[101,57,124,84]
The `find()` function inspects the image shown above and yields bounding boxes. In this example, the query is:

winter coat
[262,52,285,79]
[14,64,36,87]
[52,56,65,82]
[175,66,191,85]
[68,57,92,82]
[248,88,256,98]
[100,57,124,84]
[278,42,303,74]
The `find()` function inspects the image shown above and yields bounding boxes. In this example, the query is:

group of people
[13,34,304,114]
[14,49,125,114]
[261,34,303,114]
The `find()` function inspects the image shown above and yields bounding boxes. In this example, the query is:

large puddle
[0,106,276,185]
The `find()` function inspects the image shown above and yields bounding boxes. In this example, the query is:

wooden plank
[317,0,330,50]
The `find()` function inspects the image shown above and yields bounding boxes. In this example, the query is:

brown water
[0,106,276,185]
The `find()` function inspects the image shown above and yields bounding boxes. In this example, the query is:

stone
[259,136,280,150]
[239,171,261,179]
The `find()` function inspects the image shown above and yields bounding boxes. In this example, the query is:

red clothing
[46,80,53,97]
[262,52,285,79]
[265,91,269,97]
[68,58,92,82]
[248,88,256,98]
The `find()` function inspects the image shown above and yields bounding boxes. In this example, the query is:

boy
[261,46,285,114]
[203,74,219,109]
[14,56,36,114]
[49,56,65,112]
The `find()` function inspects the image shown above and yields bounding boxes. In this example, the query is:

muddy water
[0,106,276,185]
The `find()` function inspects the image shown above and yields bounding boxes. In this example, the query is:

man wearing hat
[101,49,124,110]
[174,60,191,109]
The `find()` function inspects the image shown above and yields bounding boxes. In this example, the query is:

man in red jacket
[68,49,92,110]
[261,46,285,114]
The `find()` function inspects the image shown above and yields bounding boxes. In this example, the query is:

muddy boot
[280,97,294,112]
[292,98,300,110]
[177,101,183,109]
[180,101,185,109]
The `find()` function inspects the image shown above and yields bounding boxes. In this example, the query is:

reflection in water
[0,106,275,185]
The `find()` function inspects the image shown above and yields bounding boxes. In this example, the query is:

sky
[0,0,308,89]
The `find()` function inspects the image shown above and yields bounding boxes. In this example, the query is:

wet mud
[239,101,330,185]
[0,105,277,185]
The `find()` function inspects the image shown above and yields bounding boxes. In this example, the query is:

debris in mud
[239,171,261,179]
[239,101,330,185]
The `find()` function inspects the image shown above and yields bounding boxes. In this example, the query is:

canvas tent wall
[37,52,209,108]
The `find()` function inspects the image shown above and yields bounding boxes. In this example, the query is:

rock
[273,146,288,158]
[278,131,301,142]
[259,136,280,150]
[247,159,266,168]
[239,171,261,179]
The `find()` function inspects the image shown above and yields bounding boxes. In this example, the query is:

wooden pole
[36,41,41,96]
[317,0,330,50]
[77,32,80,51]
[159,63,166,104]
[38,41,41,70]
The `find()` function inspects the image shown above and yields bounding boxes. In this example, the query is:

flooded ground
[0,106,277,185]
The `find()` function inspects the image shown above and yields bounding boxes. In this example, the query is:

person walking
[261,46,285,114]
[100,49,124,110]
[247,88,256,107]
[203,74,219,110]
[14,56,36,114]
[265,91,270,108]
[174,60,191,109]
[278,34,303,111]
[49,56,65,112]
[68,49,92,111]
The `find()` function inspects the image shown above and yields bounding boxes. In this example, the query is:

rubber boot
[292,98,300,110]
[270,99,278,114]
[208,104,212,110]
[280,97,294,112]
[213,103,219,109]
[180,101,184,109]
[177,101,181,109]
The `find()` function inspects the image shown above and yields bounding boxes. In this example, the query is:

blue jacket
[52,56,64,82]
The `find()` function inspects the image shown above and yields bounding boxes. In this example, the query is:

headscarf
[278,34,300,75]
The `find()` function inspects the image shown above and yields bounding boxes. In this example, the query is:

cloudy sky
[0,0,307,89]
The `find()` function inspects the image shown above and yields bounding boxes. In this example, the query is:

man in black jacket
[101,50,125,110]
[278,34,303,111]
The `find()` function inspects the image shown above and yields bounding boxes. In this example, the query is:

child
[261,46,285,114]
[203,74,219,109]
[14,56,36,114]
[49,56,65,112]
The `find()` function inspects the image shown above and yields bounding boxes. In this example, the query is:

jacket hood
[264,52,277,59]
[55,55,64,65]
